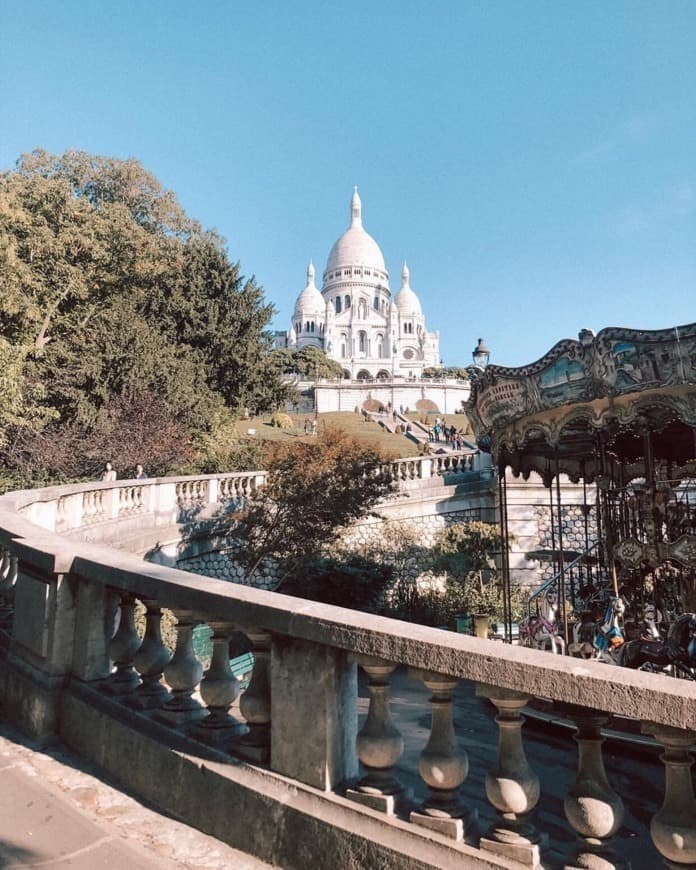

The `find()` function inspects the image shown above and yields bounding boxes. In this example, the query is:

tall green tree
[227,425,396,586]
[0,148,285,485]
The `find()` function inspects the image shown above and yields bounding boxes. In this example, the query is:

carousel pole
[548,475,558,578]
[580,463,589,608]
[498,465,512,643]
[598,431,620,600]
[555,452,568,643]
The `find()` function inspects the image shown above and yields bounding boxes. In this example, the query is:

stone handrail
[1,474,695,867]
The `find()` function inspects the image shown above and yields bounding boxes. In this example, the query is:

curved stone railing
[1,472,696,868]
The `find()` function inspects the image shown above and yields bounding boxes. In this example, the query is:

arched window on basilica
[376,333,384,358]
[344,295,351,308]
[358,330,367,354]
[340,333,347,358]
[335,297,342,314]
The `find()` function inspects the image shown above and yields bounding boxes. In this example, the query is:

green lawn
[233,411,420,458]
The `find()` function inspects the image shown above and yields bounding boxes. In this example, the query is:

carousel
[466,323,696,676]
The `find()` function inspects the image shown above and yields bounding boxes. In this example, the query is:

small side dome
[392,261,423,315]
[294,259,325,315]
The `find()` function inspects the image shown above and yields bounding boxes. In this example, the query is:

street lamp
[472,338,490,369]
[391,341,398,411]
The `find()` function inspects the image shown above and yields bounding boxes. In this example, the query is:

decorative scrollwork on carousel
[467,321,696,680]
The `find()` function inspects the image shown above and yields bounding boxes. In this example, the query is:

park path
[0,724,272,870]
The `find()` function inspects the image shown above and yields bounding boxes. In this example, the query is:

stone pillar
[346,656,405,815]
[72,578,118,683]
[103,592,141,694]
[270,635,357,791]
[4,542,80,741]
[128,602,171,710]
[476,684,542,867]
[642,723,696,866]
[410,671,474,841]
[155,612,204,725]
[0,548,17,626]
[235,629,271,764]
[191,622,245,745]
[563,710,627,870]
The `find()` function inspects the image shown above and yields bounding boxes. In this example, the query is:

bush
[270,412,293,429]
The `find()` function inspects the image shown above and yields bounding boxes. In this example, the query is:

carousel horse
[519,590,566,655]
[590,596,627,664]
[614,612,696,678]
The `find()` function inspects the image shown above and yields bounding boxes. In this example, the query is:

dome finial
[350,186,362,227]
[307,259,315,284]
[401,261,410,288]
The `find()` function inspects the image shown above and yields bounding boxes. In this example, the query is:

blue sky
[1,1,694,367]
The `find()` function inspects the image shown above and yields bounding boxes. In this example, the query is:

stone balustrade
[2,474,695,868]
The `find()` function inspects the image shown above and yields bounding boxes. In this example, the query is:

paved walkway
[0,725,272,870]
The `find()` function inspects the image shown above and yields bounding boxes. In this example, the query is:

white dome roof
[393,262,422,315]
[294,261,324,314]
[324,188,387,275]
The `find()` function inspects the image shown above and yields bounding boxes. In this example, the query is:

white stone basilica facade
[279,188,440,379]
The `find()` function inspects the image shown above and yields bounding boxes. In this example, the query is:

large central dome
[323,187,387,278]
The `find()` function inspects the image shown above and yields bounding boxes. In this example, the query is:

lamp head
[472,338,490,369]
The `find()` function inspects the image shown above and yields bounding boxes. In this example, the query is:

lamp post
[391,341,398,412]
[472,338,490,369]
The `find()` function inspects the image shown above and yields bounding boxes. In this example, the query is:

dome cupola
[293,260,325,316]
[393,261,423,315]
[323,187,388,282]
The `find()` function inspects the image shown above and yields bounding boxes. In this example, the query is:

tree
[0,148,287,485]
[293,346,345,380]
[226,424,397,586]
[432,521,512,618]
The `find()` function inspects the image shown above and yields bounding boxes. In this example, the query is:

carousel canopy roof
[465,323,696,484]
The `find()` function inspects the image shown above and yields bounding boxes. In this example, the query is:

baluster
[156,612,204,725]
[562,709,626,869]
[0,549,16,627]
[127,602,171,709]
[642,723,696,866]
[103,592,142,694]
[0,547,9,581]
[476,684,542,866]
[347,656,406,815]
[234,629,271,763]
[410,671,474,841]
[192,622,245,744]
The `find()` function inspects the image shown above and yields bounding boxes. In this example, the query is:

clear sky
[1,1,694,367]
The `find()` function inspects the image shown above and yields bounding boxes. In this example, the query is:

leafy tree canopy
[269,345,345,380]
[422,366,469,380]
[226,424,396,586]
[0,148,286,487]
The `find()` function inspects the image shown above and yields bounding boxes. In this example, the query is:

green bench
[229,651,255,688]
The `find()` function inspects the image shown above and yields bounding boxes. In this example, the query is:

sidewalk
[0,725,272,870]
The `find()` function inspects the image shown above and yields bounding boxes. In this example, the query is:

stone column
[346,656,405,815]
[563,710,627,870]
[235,629,271,764]
[155,612,204,726]
[476,684,542,867]
[127,602,171,710]
[103,592,141,694]
[410,671,474,841]
[642,722,696,866]
[0,548,18,627]
[270,635,357,791]
[191,622,245,745]
[4,542,80,742]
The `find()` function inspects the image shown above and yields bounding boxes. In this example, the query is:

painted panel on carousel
[467,323,696,434]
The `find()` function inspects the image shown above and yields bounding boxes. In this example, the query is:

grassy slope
[233,412,419,458]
